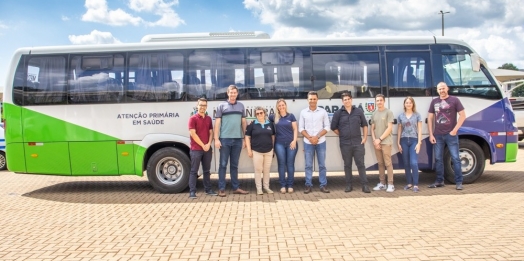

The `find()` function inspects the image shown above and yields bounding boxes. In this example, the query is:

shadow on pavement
[22,169,523,204]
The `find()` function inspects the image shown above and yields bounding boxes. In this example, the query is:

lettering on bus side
[117,112,180,126]
[212,107,276,122]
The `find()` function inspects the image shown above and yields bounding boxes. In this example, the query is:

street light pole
[439,10,450,36]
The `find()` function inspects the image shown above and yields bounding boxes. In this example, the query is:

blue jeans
[400,137,419,186]
[303,141,327,188]
[218,138,243,190]
[189,149,213,193]
[274,141,298,188]
[434,134,463,184]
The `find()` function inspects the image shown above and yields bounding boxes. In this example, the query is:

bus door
[385,51,433,170]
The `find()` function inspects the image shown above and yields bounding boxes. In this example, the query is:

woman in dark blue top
[269,98,298,194]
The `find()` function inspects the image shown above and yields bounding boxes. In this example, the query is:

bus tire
[419,169,434,173]
[0,151,6,170]
[444,139,485,184]
[146,147,190,193]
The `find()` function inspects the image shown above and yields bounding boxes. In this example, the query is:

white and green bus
[3,32,518,193]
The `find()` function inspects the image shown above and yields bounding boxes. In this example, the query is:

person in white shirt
[299,91,331,194]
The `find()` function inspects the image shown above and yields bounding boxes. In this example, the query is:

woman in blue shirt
[269,99,298,194]
[397,96,422,192]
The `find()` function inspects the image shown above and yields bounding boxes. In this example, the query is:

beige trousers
[252,150,273,190]
[374,144,394,185]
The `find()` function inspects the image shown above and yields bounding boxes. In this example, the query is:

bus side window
[127,52,184,102]
[23,56,68,105]
[247,48,305,99]
[386,52,431,97]
[188,49,245,101]
[69,55,125,104]
[312,53,381,99]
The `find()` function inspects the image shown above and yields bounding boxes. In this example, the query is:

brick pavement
[1,146,524,260]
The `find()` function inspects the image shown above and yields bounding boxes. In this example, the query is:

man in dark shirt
[331,92,371,193]
[428,82,466,190]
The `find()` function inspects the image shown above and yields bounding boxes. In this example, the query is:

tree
[498,63,519,71]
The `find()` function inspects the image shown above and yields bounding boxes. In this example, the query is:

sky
[1,0,523,88]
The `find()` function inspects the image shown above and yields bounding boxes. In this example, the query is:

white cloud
[82,0,143,26]
[244,0,524,69]
[81,0,184,27]
[0,22,8,29]
[62,16,70,21]
[68,30,121,44]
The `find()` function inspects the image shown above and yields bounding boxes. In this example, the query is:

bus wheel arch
[444,138,486,184]
[146,145,190,194]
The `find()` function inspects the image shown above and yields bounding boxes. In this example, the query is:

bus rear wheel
[444,139,485,184]
[147,147,190,193]
[0,151,6,170]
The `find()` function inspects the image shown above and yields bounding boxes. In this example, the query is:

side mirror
[471,53,481,72]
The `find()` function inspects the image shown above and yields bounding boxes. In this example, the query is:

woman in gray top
[397,96,422,192]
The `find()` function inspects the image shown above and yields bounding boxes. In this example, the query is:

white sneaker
[257,189,263,195]
[386,185,395,192]
[373,183,386,191]
[264,188,274,194]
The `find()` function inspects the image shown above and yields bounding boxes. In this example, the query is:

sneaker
[456,183,463,190]
[386,185,395,192]
[373,183,387,191]
[257,189,263,195]
[280,187,286,194]
[205,190,218,196]
[264,188,274,194]
[413,186,419,193]
[218,190,226,197]
[403,185,412,190]
[189,192,197,199]
[428,182,445,188]
[287,188,294,193]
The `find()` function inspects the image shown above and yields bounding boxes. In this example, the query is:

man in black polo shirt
[331,92,371,193]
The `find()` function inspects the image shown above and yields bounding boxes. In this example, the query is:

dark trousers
[340,143,368,186]
[189,149,213,193]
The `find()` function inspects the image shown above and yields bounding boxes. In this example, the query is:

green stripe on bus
[5,105,146,175]
[506,142,518,162]
[20,107,116,142]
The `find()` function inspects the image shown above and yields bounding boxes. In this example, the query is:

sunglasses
[256,112,264,115]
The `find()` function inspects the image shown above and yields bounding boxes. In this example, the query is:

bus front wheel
[444,139,485,184]
[147,147,190,193]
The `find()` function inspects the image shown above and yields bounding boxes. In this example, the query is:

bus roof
[12,36,474,56]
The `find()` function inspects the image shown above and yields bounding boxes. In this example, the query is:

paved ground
[1,145,524,261]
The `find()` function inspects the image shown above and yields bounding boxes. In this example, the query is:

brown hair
[403,96,417,113]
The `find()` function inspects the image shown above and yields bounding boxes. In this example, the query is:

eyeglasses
[256,112,264,115]
[198,105,207,107]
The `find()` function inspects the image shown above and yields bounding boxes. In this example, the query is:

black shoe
[205,190,218,196]
[320,186,330,193]
[189,192,197,199]
[304,186,312,194]
[345,185,353,193]
[362,185,371,193]
[428,182,445,188]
